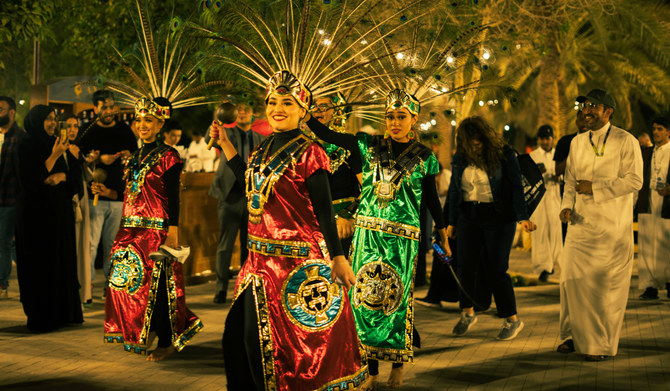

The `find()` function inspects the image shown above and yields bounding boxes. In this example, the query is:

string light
[396,53,404,60]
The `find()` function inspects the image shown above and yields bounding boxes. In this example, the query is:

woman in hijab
[15,104,83,332]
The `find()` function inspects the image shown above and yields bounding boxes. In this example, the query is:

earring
[384,130,390,139]
[408,130,416,139]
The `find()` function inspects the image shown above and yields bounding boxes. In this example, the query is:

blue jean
[89,200,123,283]
[0,206,16,289]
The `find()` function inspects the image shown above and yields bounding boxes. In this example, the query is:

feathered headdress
[94,0,232,118]
[360,20,492,118]
[190,0,432,110]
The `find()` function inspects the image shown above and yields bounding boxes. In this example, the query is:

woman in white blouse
[446,116,536,341]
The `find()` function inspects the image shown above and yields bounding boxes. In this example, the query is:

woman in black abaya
[15,105,83,332]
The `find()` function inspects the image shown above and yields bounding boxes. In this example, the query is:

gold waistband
[247,234,311,258]
[332,197,356,206]
[355,215,420,241]
[121,216,168,230]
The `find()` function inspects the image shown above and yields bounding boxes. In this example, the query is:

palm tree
[470,0,670,138]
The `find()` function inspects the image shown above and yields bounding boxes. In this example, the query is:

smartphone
[59,122,67,142]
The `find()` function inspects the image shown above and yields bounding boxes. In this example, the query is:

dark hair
[92,90,114,106]
[163,119,182,133]
[456,116,505,174]
[59,113,78,122]
[0,96,16,111]
[652,116,670,129]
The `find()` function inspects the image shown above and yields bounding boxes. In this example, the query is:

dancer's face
[266,93,306,132]
[136,115,164,143]
[385,108,417,143]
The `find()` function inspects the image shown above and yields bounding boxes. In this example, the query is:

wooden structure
[179,172,241,285]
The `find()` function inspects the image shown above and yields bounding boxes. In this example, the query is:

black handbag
[516,153,546,216]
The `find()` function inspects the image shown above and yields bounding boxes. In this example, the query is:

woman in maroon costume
[103,97,202,361]
[212,70,366,391]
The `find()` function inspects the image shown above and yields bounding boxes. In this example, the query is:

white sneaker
[497,319,524,340]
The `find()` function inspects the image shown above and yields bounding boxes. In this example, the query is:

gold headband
[265,70,311,110]
[134,97,171,120]
[385,89,420,116]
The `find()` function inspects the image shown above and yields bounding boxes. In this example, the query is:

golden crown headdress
[134,97,171,120]
[385,89,420,116]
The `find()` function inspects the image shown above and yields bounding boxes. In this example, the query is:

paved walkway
[1,250,669,390]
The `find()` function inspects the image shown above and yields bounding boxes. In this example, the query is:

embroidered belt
[247,234,311,258]
[355,215,420,241]
[121,215,168,230]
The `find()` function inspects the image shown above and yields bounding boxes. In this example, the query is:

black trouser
[149,265,172,348]
[216,198,249,298]
[222,285,264,391]
[456,203,517,318]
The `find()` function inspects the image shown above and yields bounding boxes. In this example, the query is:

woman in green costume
[306,88,450,389]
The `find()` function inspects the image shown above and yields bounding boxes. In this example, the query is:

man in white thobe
[530,125,562,282]
[558,89,643,361]
[637,117,670,300]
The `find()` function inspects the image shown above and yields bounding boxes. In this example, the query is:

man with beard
[557,89,643,361]
[78,90,137,291]
[554,104,589,241]
[0,96,26,299]
[207,102,265,304]
[636,117,670,300]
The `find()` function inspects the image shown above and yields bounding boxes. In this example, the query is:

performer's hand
[44,172,66,186]
[520,220,537,232]
[90,182,117,199]
[331,256,355,290]
[446,225,456,239]
[211,121,239,160]
[559,208,572,223]
[576,180,593,195]
[164,226,179,248]
[336,217,354,239]
[100,153,118,165]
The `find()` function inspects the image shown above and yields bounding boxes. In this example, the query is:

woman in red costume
[211,70,367,391]
[103,96,202,361]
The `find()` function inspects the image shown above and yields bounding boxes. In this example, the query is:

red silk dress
[104,146,202,354]
[234,135,367,390]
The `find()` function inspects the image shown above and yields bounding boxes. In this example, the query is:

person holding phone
[14,105,83,331]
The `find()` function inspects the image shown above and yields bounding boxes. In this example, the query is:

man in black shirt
[79,90,138,289]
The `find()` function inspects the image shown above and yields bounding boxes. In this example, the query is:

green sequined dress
[349,133,438,363]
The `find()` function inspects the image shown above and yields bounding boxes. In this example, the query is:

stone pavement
[1,249,670,391]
